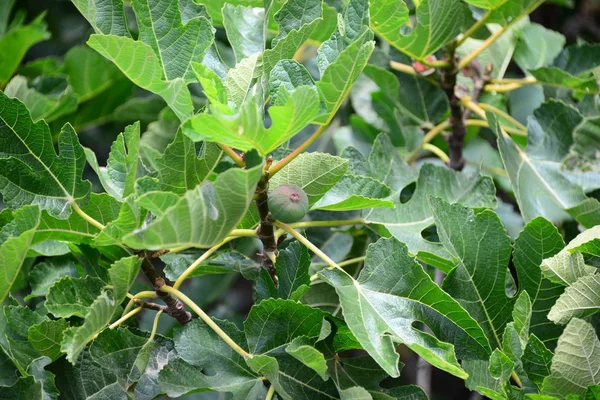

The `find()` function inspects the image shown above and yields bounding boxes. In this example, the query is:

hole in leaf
[399,181,416,204]
[420,225,440,243]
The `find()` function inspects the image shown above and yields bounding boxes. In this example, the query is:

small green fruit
[268,184,309,223]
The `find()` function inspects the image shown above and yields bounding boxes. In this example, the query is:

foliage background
[2,0,600,399]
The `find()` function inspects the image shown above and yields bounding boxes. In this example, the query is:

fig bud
[268,184,309,223]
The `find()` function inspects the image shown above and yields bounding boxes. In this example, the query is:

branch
[255,169,278,284]
[160,285,252,358]
[140,255,191,324]
[439,46,467,170]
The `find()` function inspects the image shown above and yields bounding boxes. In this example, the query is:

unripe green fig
[268,184,309,223]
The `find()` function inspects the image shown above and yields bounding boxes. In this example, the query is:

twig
[456,10,493,47]
[140,255,191,324]
[108,307,142,330]
[405,120,452,163]
[269,124,328,176]
[217,143,244,167]
[160,285,252,358]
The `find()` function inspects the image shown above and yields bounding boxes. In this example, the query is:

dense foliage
[1,0,600,398]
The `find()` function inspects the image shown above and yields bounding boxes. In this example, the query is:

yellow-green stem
[265,384,276,400]
[389,60,417,75]
[422,143,450,163]
[310,256,366,282]
[459,1,544,69]
[173,236,238,289]
[456,10,492,47]
[148,310,163,341]
[275,222,342,271]
[218,143,245,167]
[270,124,328,176]
[160,285,252,358]
[122,291,158,317]
[71,201,105,230]
[109,307,142,330]
[465,119,526,137]
[477,102,527,133]
[405,120,452,163]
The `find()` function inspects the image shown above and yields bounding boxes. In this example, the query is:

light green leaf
[137,130,222,195]
[225,53,261,109]
[370,0,466,60]
[566,226,600,256]
[269,152,348,206]
[0,14,49,86]
[365,163,497,272]
[513,217,566,349]
[131,0,214,82]
[530,67,599,94]
[269,60,316,105]
[542,318,600,398]
[124,164,263,250]
[61,292,116,364]
[85,122,141,201]
[274,0,321,42]
[70,0,130,36]
[256,240,311,301]
[0,205,40,303]
[34,193,121,245]
[431,197,512,349]
[28,319,69,361]
[4,75,78,122]
[315,28,375,124]
[46,276,106,318]
[60,256,140,365]
[541,251,595,286]
[488,0,545,26]
[87,34,194,121]
[223,4,264,62]
[0,92,91,218]
[26,257,78,300]
[491,102,592,224]
[192,62,228,110]
[184,86,320,155]
[62,45,125,102]
[522,334,553,388]
[548,274,600,324]
[311,175,394,211]
[513,23,566,71]
[463,0,509,9]
[107,255,142,303]
[53,351,128,399]
[286,336,329,381]
[320,237,490,378]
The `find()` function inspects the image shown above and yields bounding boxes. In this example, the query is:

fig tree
[268,184,309,223]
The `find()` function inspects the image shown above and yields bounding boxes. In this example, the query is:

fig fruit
[268,184,309,223]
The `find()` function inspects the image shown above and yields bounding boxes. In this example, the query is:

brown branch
[139,255,191,324]
[255,159,278,285]
[439,45,467,171]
